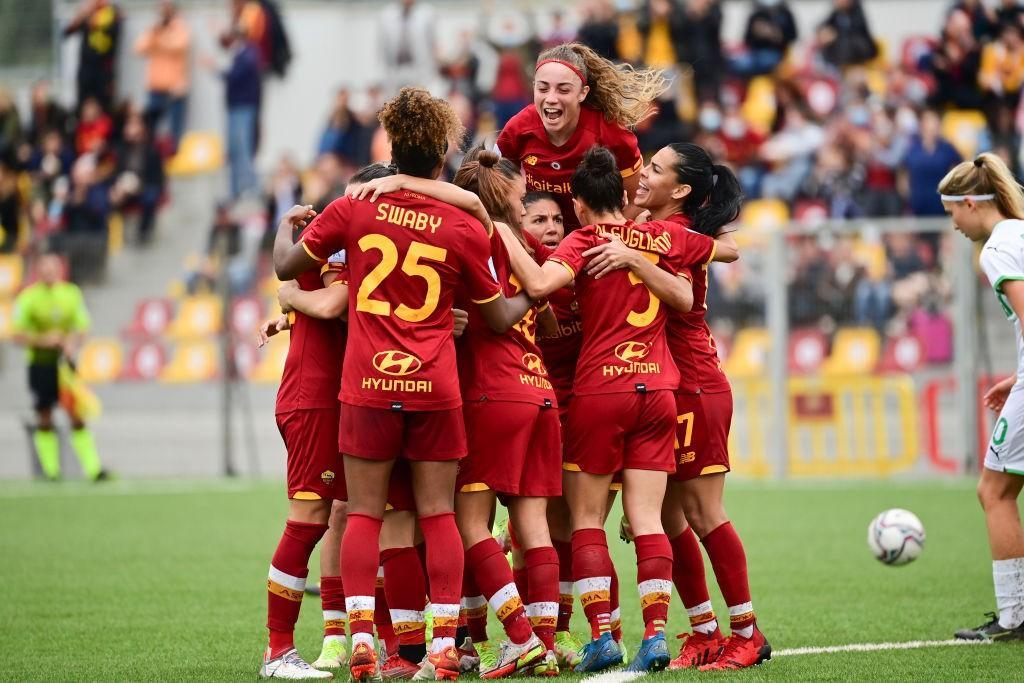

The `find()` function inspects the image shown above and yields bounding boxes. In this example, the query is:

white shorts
[985,386,1024,476]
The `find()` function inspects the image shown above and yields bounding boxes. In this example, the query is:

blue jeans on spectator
[145,91,187,150]
[227,105,258,199]
[854,279,891,331]
[731,49,785,77]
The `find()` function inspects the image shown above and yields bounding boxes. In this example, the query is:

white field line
[775,638,990,657]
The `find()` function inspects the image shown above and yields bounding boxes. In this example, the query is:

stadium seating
[120,341,167,381]
[250,330,290,383]
[739,199,790,231]
[0,254,24,298]
[821,327,882,376]
[76,338,124,384]
[878,333,924,373]
[741,76,777,134]
[160,340,220,383]
[722,327,769,379]
[166,294,222,339]
[122,298,175,339]
[230,295,265,337]
[165,131,225,176]
[942,109,988,159]
[788,328,828,374]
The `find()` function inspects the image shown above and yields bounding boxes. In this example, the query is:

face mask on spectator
[699,107,723,132]
[848,106,870,128]
[896,108,919,134]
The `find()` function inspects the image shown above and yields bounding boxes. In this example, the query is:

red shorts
[458,400,562,497]
[563,390,676,475]
[671,390,733,482]
[339,404,467,461]
[277,407,344,500]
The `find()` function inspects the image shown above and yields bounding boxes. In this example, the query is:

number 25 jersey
[301,192,502,411]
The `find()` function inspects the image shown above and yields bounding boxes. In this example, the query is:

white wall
[52,0,952,176]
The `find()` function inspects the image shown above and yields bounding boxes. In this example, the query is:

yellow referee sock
[69,428,102,480]
[33,429,61,480]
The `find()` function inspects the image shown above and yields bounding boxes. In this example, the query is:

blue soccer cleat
[625,632,670,673]
[575,632,622,673]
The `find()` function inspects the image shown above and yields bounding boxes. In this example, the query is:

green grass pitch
[2,478,1023,681]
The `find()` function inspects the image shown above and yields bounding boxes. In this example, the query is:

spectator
[231,0,291,77]
[211,28,262,199]
[714,103,767,196]
[0,89,21,158]
[480,6,538,128]
[377,0,441,94]
[540,9,577,50]
[75,97,112,156]
[979,21,1024,128]
[902,108,962,217]
[265,155,301,235]
[63,0,121,113]
[317,89,366,167]
[636,0,684,70]
[26,81,72,148]
[135,0,191,152]
[27,131,74,220]
[857,108,909,217]
[816,0,878,70]
[951,0,998,41]
[576,0,620,62]
[677,0,725,103]
[760,104,825,201]
[733,0,798,78]
[109,113,166,245]
[799,143,866,218]
[929,9,984,109]
[996,0,1024,30]
[62,154,112,282]
[187,200,240,294]
[0,156,20,252]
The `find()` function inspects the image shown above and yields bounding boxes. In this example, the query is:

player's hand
[256,315,290,348]
[984,376,1016,412]
[452,308,469,338]
[350,175,405,202]
[634,209,653,224]
[277,280,300,313]
[583,234,640,280]
[39,331,64,348]
[283,204,316,230]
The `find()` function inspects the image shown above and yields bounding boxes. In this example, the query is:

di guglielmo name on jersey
[362,350,433,393]
[603,340,661,376]
[594,224,672,255]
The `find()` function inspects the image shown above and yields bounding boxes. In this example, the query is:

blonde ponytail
[537,43,668,129]
[938,152,1024,219]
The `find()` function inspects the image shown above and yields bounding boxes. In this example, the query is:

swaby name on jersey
[593,224,673,255]
[375,201,444,234]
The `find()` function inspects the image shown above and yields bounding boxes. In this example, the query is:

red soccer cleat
[668,630,725,669]
[419,645,461,680]
[380,652,421,680]
[349,642,380,682]
[698,628,771,671]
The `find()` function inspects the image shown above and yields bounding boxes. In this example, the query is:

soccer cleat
[493,517,512,555]
[313,639,350,669]
[698,628,771,671]
[624,632,669,672]
[260,647,334,679]
[381,653,421,679]
[479,634,546,679]
[456,638,480,672]
[955,612,1024,641]
[526,650,560,677]
[304,583,322,597]
[618,515,634,544]
[411,646,460,681]
[669,630,724,669]
[616,638,628,665]
[475,640,498,673]
[553,631,583,670]
[574,632,622,674]
[349,642,380,682]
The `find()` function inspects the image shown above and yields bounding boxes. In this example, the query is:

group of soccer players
[255,42,770,680]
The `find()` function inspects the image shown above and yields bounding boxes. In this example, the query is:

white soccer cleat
[260,647,334,679]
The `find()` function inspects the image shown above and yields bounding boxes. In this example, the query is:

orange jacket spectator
[134,8,191,96]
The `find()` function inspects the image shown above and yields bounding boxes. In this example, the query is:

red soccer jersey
[301,192,502,411]
[275,261,348,414]
[547,221,685,396]
[661,213,731,393]
[496,105,643,232]
[537,285,582,408]
[457,230,556,406]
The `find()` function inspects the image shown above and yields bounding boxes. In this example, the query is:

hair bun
[477,150,501,168]
[974,157,985,168]
[579,146,617,175]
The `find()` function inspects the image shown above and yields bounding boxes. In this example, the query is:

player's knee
[328,499,348,528]
[683,500,727,538]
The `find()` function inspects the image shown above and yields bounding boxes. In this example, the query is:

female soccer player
[273,87,532,682]
[583,143,769,670]
[497,146,708,674]
[940,153,1024,642]
[496,42,667,232]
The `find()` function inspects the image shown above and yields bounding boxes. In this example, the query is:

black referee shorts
[28,363,59,412]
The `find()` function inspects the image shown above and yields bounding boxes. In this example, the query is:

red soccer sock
[610,565,622,642]
[525,546,559,651]
[320,575,347,638]
[467,538,534,645]
[382,547,428,648]
[553,539,574,633]
[670,529,718,635]
[461,560,489,643]
[634,534,672,639]
[420,513,463,647]
[341,514,383,646]
[513,566,530,604]
[374,565,398,656]
[415,541,431,596]
[571,528,613,640]
[702,522,755,638]
[267,520,328,657]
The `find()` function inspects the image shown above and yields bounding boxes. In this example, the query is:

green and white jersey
[980,219,1024,386]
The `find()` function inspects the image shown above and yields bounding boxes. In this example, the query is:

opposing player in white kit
[940,153,1024,641]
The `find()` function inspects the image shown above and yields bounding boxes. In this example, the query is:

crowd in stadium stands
[3,0,1023,379]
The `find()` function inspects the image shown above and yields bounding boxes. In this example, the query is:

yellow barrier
[729,375,920,478]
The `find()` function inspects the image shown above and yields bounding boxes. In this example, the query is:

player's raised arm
[350,174,494,234]
[495,222,572,299]
[273,204,319,280]
[277,280,348,320]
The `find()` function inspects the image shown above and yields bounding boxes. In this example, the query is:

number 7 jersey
[301,192,502,411]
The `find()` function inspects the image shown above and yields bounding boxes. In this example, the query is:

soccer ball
[867,508,925,566]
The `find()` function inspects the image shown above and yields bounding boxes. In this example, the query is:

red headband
[536,58,587,86]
